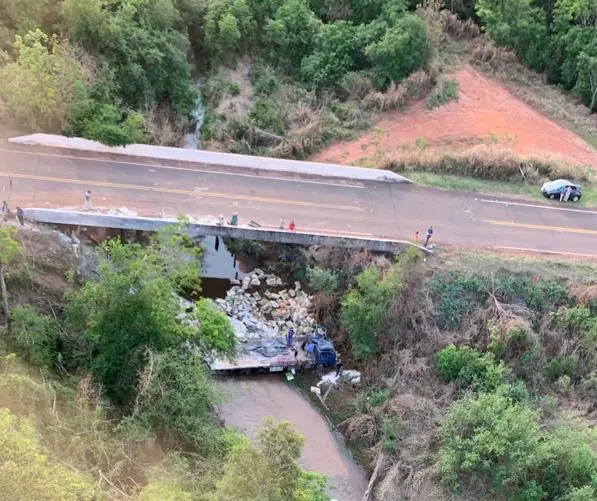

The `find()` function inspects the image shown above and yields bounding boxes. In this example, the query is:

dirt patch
[314,66,597,169]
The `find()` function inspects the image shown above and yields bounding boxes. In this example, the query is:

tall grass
[381,145,594,184]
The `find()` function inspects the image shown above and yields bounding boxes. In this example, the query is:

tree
[300,21,368,89]
[0,29,89,132]
[575,48,597,110]
[204,0,256,61]
[0,226,21,326]
[64,222,234,405]
[365,14,431,87]
[476,0,548,70]
[341,264,402,358]
[264,0,321,71]
[212,418,330,501]
[131,349,225,454]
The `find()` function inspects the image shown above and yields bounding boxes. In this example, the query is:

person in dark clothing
[424,226,433,247]
[335,358,342,377]
[16,207,24,226]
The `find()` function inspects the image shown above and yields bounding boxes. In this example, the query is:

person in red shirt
[289,220,296,232]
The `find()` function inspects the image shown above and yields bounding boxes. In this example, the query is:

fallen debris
[214,269,315,341]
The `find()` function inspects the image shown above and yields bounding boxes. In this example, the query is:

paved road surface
[1,147,597,257]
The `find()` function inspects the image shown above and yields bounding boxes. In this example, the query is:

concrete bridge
[23,208,429,254]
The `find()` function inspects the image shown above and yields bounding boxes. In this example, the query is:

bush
[365,14,431,88]
[306,267,340,294]
[130,349,226,455]
[8,306,59,369]
[436,344,506,392]
[341,265,403,358]
[488,319,537,362]
[429,272,487,329]
[381,416,406,455]
[369,388,391,407]
[0,408,97,500]
[426,78,459,109]
[249,98,287,134]
[546,356,581,382]
[439,392,545,495]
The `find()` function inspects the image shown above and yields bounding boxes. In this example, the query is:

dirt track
[314,66,597,168]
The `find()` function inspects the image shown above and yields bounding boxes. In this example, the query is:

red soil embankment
[314,66,597,168]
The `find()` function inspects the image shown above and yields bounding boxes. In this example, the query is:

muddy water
[217,375,367,501]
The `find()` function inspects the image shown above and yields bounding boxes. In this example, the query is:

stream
[183,83,206,149]
[200,238,367,501]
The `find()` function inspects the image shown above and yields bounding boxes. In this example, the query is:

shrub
[488,319,537,362]
[341,265,403,358]
[365,14,431,88]
[546,356,581,382]
[130,349,225,455]
[426,78,459,109]
[249,98,287,134]
[369,388,391,407]
[436,344,506,392]
[306,267,340,294]
[381,416,406,455]
[8,306,59,369]
[429,272,487,329]
[439,392,545,495]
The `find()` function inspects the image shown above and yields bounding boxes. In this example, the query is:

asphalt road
[1,147,597,257]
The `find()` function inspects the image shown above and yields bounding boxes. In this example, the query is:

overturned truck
[207,327,337,375]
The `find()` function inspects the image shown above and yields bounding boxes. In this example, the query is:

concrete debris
[214,269,316,341]
[317,370,361,388]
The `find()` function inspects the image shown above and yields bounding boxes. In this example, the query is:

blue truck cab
[310,326,337,367]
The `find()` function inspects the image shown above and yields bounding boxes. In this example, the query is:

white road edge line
[0,147,365,189]
[493,245,597,259]
[478,198,597,215]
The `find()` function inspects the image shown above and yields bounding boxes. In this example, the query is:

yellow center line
[0,171,363,212]
[483,219,597,236]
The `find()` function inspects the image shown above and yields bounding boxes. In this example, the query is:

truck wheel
[549,194,556,200]
[572,195,580,202]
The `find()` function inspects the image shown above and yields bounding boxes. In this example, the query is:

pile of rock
[215,269,316,341]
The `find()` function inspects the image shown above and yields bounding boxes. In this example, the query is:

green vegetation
[475,0,597,111]
[426,78,459,109]
[306,266,340,294]
[0,223,334,500]
[304,245,597,500]
[0,0,438,149]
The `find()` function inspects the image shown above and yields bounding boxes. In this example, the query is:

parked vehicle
[541,179,582,202]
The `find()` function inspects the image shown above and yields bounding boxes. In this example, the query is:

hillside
[314,65,597,168]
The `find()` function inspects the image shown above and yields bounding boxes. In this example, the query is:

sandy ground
[314,66,597,168]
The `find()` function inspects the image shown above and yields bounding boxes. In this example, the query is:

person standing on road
[16,207,24,226]
[424,226,433,247]
[84,190,92,209]
[287,327,295,348]
[289,220,296,232]
[279,218,285,230]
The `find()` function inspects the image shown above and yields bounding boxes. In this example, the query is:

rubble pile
[215,269,316,341]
